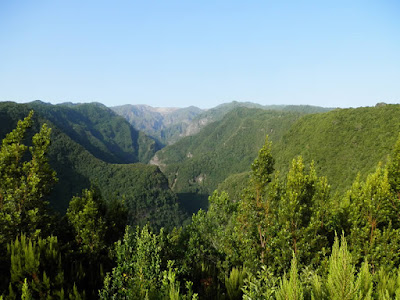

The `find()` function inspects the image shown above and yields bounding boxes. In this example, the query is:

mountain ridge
[112,101,333,145]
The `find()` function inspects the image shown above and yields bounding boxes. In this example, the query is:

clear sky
[0,0,399,109]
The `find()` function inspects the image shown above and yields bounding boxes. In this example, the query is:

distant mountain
[112,101,333,145]
[111,104,204,145]
[0,101,184,229]
[183,101,333,138]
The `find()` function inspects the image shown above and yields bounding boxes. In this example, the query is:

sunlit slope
[273,104,400,193]
[152,108,306,195]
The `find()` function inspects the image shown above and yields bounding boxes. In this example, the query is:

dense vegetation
[0,102,183,227]
[112,101,332,146]
[272,104,400,193]
[2,108,400,299]
[29,101,160,164]
[154,105,400,213]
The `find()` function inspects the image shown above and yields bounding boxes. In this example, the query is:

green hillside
[30,101,160,164]
[0,102,184,229]
[153,104,400,213]
[218,104,400,201]
[183,101,333,137]
[112,101,332,146]
[273,104,400,193]
[152,108,306,211]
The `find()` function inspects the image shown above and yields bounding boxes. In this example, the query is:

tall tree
[0,111,57,244]
[0,111,57,294]
[236,136,275,269]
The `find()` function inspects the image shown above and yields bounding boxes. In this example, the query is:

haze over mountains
[111,101,333,146]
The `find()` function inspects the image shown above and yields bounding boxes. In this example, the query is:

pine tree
[6,234,65,299]
[326,234,358,300]
[0,111,57,294]
[275,254,303,300]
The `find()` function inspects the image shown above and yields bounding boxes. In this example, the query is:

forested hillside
[154,105,400,213]
[0,102,184,229]
[29,101,160,164]
[2,0,398,297]
[151,107,320,212]
[113,101,332,146]
[272,104,400,193]
[3,110,400,299]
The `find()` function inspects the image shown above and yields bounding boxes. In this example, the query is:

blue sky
[0,1,399,108]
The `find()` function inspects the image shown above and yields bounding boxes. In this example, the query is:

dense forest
[2,101,400,299]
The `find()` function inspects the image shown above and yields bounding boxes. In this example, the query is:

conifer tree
[347,164,400,267]
[326,234,358,300]
[6,234,65,299]
[275,254,303,300]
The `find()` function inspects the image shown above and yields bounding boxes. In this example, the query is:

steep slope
[182,102,333,137]
[272,104,400,193]
[111,104,203,145]
[0,102,184,229]
[218,104,400,201]
[113,101,333,146]
[30,101,160,163]
[151,108,306,212]
[152,104,400,213]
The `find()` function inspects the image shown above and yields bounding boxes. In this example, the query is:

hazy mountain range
[111,101,333,146]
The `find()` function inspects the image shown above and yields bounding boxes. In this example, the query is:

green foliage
[67,189,108,254]
[160,262,199,300]
[387,133,400,194]
[275,255,303,300]
[0,111,57,244]
[251,136,275,190]
[346,163,400,268]
[242,266,278,300]
[225,267,246,300]
[273,158,331,272]
[155,108,306,198]
[236,136,276,269]
[21,279,32,300]
[326,234,358,300]
[99,225,164,299]
[6,234,65,299]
